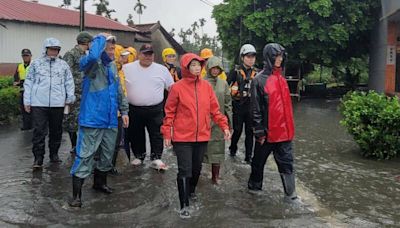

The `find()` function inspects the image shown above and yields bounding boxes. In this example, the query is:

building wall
[0,21,134,63]
[151,29,175,64]
[382,0,400,17]
[133,29,181,65]
[369,17,387,92]
[384,21,397,93]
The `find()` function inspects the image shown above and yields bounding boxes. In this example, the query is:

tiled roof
[0,0,137,32]
[132,23,158,33]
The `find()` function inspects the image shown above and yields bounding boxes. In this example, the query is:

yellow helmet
[162,48,177,62]
[200,48,213,59]
[126,47,137,63]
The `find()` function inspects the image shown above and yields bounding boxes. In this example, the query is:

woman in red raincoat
[161,53,231,219]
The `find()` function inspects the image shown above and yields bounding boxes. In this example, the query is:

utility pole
[79,0,85,31]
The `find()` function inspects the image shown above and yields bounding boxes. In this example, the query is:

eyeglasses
[166,54,176,58]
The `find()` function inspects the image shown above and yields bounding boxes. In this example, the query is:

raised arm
[79,35,106,72]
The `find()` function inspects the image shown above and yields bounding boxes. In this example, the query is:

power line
[199,0,214,7]
[204,0,216,6]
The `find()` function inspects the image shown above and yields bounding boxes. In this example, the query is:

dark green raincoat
[203,57,232,164]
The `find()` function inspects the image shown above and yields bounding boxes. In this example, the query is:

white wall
[0,21,134,63]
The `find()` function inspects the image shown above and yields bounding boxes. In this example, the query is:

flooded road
[0,99,399,227]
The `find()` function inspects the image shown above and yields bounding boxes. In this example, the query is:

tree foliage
[0,76,19,124]
[93,0,115,19]
[213,0,380,72]
[59,0,72,8]
[134,0,147,24]
[339,91,400,160]
[127,13,134,26]
[176,18,222,57]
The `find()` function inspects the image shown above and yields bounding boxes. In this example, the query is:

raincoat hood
[114,44,124,70]
[114,44,124,61]
[126,47,137,63]
[42,37,61,57]
[205,56,224,80]
[180,53,205,79]
[262,43,286,76]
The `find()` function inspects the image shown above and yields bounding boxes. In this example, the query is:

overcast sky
[37,0,223,41]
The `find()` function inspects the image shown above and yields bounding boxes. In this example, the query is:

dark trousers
[31,107,64,162]
[174,142,208,193]
[128,103,164,160]
[20,92,32,130]
[112,117,122,165]
[230,101,253,159]
[248,141,294,190]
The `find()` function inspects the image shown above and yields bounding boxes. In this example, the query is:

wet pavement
[0,99,399,227]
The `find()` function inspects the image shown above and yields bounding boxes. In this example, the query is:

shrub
[0,76,14,89]
[304,65,335,84]
[339,91,400,159]
[0,87,20,123]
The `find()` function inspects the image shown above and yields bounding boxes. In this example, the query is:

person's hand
[164,139,172,148]
[24,105,31,113]
[224,129,231,140]
[122,115,129,128]
[256,136,266,145]
[13,81,20,86]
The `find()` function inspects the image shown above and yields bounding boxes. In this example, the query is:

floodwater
[0,99,399,227]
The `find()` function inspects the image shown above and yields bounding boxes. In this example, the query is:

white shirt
[123,61,174,106]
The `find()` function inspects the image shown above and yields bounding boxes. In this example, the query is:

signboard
[387,45,396,65]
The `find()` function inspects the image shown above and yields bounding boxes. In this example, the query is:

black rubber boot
[247,179,263,191]
[49,153,62,163]
[177,178,190,219]
[93,169,113,194]
[32,157,43,170]
[189,175,200,200]
[68,175,84,207]
[244,155,252,164]
[280,173,299,202]
[229,145,237,157]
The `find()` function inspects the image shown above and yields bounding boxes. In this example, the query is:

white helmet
[240,44,256,56]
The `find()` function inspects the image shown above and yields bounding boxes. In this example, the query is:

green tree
[93,0,115,19]
[213,0,380,75]
[191,21,199,35]
[127,13,134,26]
[169,28,176,38]
[199,18,206,37]
[134,0,146,24]
[178,28,188,43]
[59,0,72,8]
[178,19,223,58]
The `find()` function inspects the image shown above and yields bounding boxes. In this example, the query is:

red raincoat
[161,53,229,142]
[251,67,294,143]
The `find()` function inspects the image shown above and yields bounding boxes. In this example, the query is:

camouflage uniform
[63,45,85,132]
